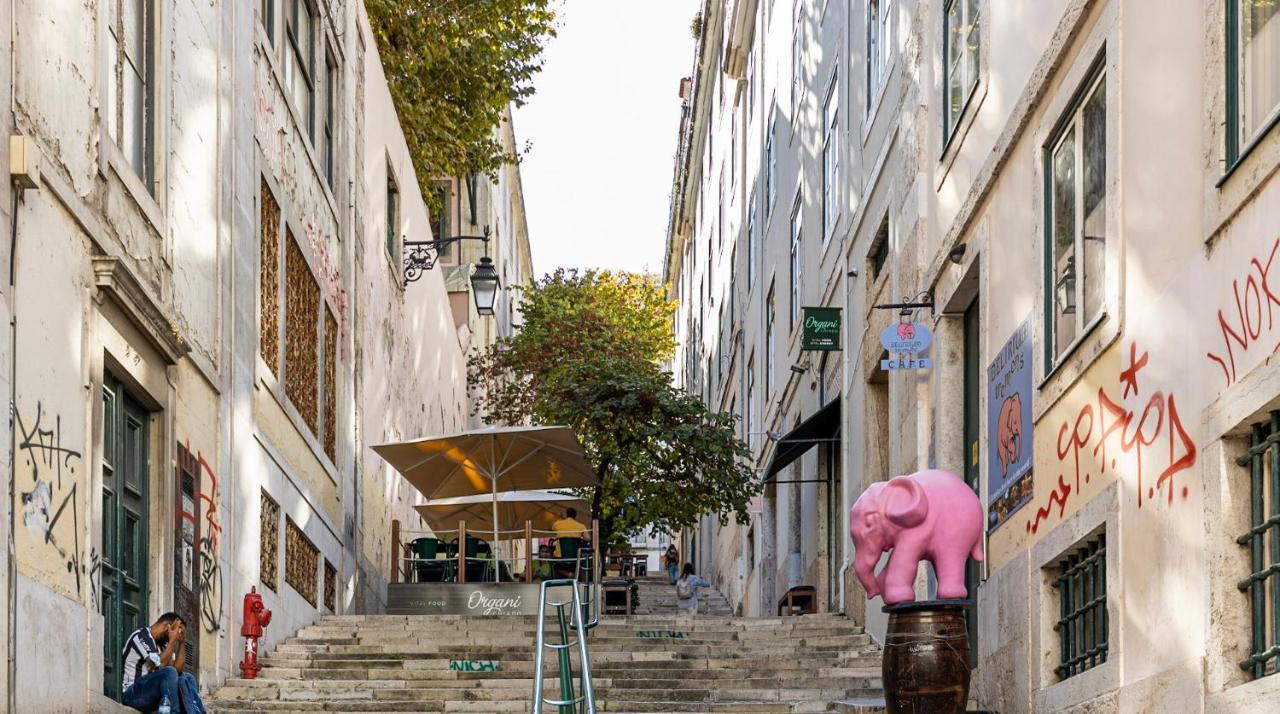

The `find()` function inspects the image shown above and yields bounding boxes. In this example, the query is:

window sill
[101,140,167,253]
[1034,310,1121,425]
[1217,107,1280,189]
[255,358,340,485]
[862,60,897,147]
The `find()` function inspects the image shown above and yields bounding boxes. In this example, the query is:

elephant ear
[883,476,928,528]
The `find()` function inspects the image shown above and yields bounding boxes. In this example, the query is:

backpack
[676,577,695,600]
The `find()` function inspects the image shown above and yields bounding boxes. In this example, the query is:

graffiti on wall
[178,441,225,633]
[1206,236,1280,388]
[305,222,350,363]
[1027,342,1198,535]
[16,402,85,593]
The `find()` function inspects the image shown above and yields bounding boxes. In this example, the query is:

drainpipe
[7,179,21,714]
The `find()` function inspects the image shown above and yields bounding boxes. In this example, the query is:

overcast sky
[513,0,697,278]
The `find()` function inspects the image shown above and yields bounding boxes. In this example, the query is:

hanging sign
[801,307,843,351]
[879,322,933,370]
[986,316,1034,532]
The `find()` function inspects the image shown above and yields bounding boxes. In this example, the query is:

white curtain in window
[1243,0,1280,143]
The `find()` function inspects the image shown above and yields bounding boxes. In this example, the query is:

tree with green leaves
[469,270,760,547]
[364,0,557,198]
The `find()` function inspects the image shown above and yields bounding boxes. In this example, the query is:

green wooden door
[962,299,981,665]
[102,375,150,700]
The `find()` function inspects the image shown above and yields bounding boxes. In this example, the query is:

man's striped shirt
[121,626,160,692]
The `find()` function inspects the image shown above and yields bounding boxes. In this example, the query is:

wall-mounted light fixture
[403,225,501,315]
[948,243,967,264]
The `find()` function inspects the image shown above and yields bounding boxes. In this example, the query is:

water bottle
[158,695,172,714]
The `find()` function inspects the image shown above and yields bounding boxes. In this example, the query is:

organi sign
[802,307,842,350]
[879,322,933,370]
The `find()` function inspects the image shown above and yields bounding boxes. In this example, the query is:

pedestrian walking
[664,544,680,584]
[675,563,711,615]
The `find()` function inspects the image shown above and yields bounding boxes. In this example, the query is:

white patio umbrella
[372,425,599,559]
[414,490,590,534]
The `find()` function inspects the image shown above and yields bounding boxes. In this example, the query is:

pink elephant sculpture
[849,469,985,605]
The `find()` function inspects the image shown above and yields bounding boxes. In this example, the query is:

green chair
[556,537,584,578]
[410,538,443,582]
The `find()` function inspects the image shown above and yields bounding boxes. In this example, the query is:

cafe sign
[879,322,933,370]
[802,307,842,351]
[387,583,547,615]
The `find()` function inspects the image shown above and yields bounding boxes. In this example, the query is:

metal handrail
[532,579,596,714]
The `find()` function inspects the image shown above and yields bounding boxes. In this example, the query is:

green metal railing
[532,548,598,714]
[1236,411,1280,678]
[1053,534,1107,680]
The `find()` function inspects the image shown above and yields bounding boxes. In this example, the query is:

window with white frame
[283,0,316,140]
[766,284,776,396]
[106,0,157,191]
[322,46,337,186]
[746,354,756,452]
[747,50,756,118]
[261,0,275,44]
[790,193,803,329]
[822,71,839,243]
[747,188,758,284]
[943,0,980,142]
[766,105,778,217]
[1045,63,1106,365]
[1227,0,1280,165]
[791,11,804,121]
[867,0,892,110]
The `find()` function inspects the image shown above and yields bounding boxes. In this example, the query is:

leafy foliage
[364,0,557,196]
[469,270,760,546]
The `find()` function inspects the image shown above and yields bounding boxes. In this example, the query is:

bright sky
[513,0,698,278]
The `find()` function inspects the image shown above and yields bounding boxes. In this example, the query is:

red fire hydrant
[239,586,273,679]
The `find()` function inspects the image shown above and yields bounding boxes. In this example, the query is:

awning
[764,398,841,482]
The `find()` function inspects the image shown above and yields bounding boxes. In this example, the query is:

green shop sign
[802,307,842,351]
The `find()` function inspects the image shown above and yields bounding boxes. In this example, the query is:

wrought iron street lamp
[403,225,501,316]
[470,256,500,316]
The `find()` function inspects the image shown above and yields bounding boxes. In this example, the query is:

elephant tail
[970,538,986,563]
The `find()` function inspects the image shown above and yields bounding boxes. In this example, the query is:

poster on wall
[986,315,1033,532]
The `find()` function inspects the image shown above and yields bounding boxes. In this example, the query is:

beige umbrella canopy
[414,490,590,534]
[372,425,599,549]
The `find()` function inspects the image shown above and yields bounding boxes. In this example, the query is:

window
[943,0,980,141]
[385,166,400,261]
[322,47,337,186]
[822,71,840,243]
[791,13,804,120]
[766,106,778,217]
[1239,412,1280,679]
[324,559,337,612]
[284,0,315,139]
[106,0,156,190]
[1051,533,1107,680]
[260,179,341,459]
[435,181,454,262]
[285,518,319,606]
[867,0,892,109]
[261,0,275,43]
[766,284,776,395]
[747,51,756,118]
[1045,66,1106,365]
[260,491,280,591]
[731,112,738,192]
[747,189,758,283]
[1227,0,1280,165]
[746,355,756,452]
[869,215,889,280]
[790,194,803,329]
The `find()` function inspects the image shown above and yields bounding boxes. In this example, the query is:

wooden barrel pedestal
[881,599,971,714]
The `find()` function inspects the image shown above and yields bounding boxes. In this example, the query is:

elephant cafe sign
[880,322,933,370]
[802,307,842,350]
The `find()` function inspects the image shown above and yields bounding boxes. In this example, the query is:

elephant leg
[880,550,922,604]
[933,551,969,600]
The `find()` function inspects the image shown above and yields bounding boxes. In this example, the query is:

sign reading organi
[801,307,842,351]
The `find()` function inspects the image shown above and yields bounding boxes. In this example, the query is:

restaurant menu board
[986,316,1033,532]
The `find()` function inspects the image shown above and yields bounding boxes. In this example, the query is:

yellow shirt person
[552,508,588,557]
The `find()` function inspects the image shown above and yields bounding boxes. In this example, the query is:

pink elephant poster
[985,315,1033,532]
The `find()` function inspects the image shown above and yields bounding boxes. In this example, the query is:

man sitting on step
[121,612,205,713]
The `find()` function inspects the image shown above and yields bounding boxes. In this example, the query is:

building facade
[667,0,1280,710]
[0,1,531,710]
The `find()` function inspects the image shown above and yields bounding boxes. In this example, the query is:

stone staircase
[633,573,733,616]
[208,609,885,713]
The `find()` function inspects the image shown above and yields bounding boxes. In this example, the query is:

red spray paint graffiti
[1206,236,1280,388]
[178,441,224,633]
[1027,343,1198,535]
